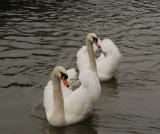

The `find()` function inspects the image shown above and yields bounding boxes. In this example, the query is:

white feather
[66,68,77,80]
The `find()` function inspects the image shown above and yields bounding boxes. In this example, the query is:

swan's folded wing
[67,68,77,79]
[96,53,105,62]
[77,46,89,72]
[100,38,115,53]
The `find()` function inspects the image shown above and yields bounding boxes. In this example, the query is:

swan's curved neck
[86,40,97,75]
[51,74,65,125]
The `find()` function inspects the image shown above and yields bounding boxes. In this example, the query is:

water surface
[0,0,160,134]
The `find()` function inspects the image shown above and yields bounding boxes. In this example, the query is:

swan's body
[44,69,100,126]
[77,37,122,81]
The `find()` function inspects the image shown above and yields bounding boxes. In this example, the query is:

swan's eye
[60,72,68,80]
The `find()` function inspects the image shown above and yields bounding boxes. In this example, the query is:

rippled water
[0,0,160,134]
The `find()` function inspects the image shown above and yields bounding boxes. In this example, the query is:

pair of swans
[44,33,121,126]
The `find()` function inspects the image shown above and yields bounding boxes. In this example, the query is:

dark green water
[0,0,160,134]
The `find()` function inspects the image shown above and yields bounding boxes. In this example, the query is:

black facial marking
[92,37,98,42]
[60,72,68,80]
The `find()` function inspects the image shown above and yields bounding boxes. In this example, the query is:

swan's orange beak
[63,79,69,88]
[95,42,100,48]
[62,78,69,88]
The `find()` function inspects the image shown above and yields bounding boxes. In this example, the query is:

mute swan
[77,33,122,81]
[43,65,101,126]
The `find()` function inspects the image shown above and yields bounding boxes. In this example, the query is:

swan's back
[101,39,121,58]
[64,69,101,124]
[97,38,122,81]
[77,46,89,72]
[101,38,121,69]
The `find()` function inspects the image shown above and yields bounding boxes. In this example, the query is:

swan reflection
[43,116,98,134]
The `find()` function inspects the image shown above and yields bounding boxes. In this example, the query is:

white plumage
[43,68,101,126]
[77,38,122,81]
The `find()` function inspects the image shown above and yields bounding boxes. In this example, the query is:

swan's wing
[70,69,101,104]
[100,38,121,60]
[100,38,120,54]
[67,68,77,79]
[77,46,89,72]
[99,38,109,52]
[79,69,101,97]
[64,69,101,123]
[96,53,105,62]
[97,38,122,81]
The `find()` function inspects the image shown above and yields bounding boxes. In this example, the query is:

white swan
[43,66,100,126]
[77,33,122,81]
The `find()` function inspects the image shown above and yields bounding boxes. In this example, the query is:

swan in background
[77,33,122,81]
[96,38,122,81]
[44,66,100,126]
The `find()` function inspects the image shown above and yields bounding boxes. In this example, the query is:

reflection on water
[0,0,160,134]
[101,77,119,97]
[43,116,97,134]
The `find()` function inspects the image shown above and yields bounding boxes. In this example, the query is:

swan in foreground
[44,66,100,126]
[77,33,122,81]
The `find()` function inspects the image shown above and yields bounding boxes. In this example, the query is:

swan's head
[53,66,69,88]
[86,33,100,48]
